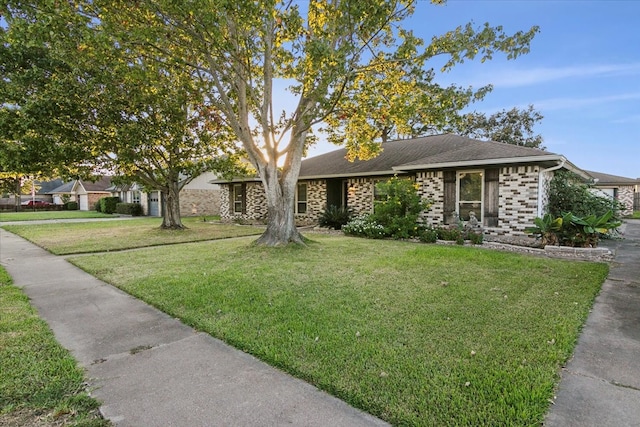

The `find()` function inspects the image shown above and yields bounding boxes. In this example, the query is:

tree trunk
[160,181,185,229]
[254,167,305,246]
[14,178,21,212]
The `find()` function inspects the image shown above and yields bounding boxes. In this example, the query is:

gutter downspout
[537,157,566,217]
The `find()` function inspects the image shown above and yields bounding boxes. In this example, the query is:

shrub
[467,230,484,245]
[526,210,621,248]
[547,171,624,221]
[99,197,120,214]
[371,177,431,239]
[63,201,78,211]
[318,205,352,230]
[418,227,438,243]
[94,200,102,212]
[115,202,143,216]
[342,215,386,239]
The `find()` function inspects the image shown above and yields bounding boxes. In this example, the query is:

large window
[457,171,483,221]
[296,183,307,214]
[233,184,245,213]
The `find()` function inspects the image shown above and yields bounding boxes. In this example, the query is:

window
[373,179,389,201]
[233,184,245,213]
[296,183,307,214]
[457,171,483,221]
[132,191,141,204]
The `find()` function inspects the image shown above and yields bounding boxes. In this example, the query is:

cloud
[472,63,640,88]
[534,92,640,111]
[611,114,640,124]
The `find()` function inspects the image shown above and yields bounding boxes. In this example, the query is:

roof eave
[393,155,566,172]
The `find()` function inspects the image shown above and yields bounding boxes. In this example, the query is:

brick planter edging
[479,241,614,262]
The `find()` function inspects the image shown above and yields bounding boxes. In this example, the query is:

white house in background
[107,172,221,217]
[48,180,76,205]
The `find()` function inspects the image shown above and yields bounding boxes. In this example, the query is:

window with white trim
[132,191,141,204]
[457,171,483,222]
[233,184,245,213]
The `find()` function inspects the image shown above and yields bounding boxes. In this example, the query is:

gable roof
[73,176,113,193]
[585,170,639,186]
[299,134,577,179]
[48,181,76,194]
[36,179,64,194]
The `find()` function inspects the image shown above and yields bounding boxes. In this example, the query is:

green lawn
[0,210,115,222]
[0,267,108,426]
[630,211,640,219]
[68,234,607,426]
[2,217,264,254]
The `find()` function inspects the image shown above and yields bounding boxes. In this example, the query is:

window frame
[232,183,245,214]
[295,182,308,214]
[456,170,484,222]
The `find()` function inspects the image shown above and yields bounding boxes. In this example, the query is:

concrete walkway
[0,228,387,427]
[2,221,639,426]
[545,219,640,427]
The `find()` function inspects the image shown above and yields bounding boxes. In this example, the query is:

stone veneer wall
[491,165,540,236]
[617,186,635,216]
[416,171,443,226]
[346,177,377,216]
[179,189,221,217]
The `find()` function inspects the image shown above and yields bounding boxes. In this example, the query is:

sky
[304,0,640,179]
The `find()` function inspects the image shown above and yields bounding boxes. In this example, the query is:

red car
[21,200,52,207]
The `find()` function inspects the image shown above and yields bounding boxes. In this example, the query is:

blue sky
[305,0,640,179]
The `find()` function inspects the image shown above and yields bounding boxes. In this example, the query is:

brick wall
[490,165,540,236]
[617,186,635,216]
[179,189,221,217]
[346,177,377,216]
[416,171,443,226]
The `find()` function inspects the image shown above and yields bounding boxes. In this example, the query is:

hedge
[99,197,120,214]
[115,202,143,216]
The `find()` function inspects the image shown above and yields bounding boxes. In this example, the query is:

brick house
[217,134,591,237]
[108,172,221,217]
[72,177,112,211]
[585,170,638,216]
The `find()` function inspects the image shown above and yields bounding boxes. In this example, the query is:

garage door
[148,192,160,216]
[79,195,89,211]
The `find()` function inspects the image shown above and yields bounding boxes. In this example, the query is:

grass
[630,211,640,219]
[68,234,608,426]
[0,266,108,426]
[2,217,264,255]
[0,210,115,222]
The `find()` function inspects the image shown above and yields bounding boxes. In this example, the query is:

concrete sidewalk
[545,219,640,427]
[0,228,387,427]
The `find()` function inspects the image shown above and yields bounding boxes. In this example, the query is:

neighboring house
[179,172,222,217]
[216,134,590,237]
[48,180,77,205]
[585,170,638,216]
[107,172,221,217]
[72,177,112,211]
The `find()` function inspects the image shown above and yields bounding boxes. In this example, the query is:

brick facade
[220,166,545,237]
[179,189,221,217]
[617,186,635,216]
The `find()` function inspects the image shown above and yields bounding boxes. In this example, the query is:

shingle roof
[48,181,75,194]
[299,134,559,178]
[36,179,64,194]
[584,170,639,185]
[80,176,112,192]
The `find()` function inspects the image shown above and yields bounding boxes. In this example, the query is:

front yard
[57,233,606,426]
[0,210,114,222]
[2,217,264,254]
[0,267,108,426]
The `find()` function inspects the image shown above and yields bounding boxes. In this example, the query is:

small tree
[547,171,624,220]
[371,177,430,239]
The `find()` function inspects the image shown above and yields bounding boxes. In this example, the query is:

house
[107,172,221,217]
[48,180,77,205]
[585,170,638,216]
[217,134,590,237]
[72,177,112,211]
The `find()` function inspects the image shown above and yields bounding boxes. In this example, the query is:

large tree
[86,0,538,246]
[450,105,545,149]
[1,2,242,228]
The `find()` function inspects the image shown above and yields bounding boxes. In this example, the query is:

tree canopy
[2,0,539,242]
